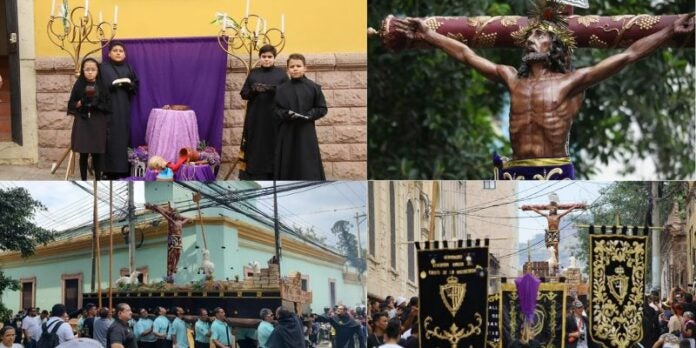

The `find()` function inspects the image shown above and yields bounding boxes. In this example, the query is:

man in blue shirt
[256,308,274,348]
[152,307,171,348]
[170,307,188,348]
[193,309,210,348]
[210,308,234,348]
[135,308,156,348]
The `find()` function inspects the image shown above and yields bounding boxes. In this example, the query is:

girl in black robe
[100,41,139,179]
[239,45,289,180]
[273,53,327,180]
[67,57,111,180]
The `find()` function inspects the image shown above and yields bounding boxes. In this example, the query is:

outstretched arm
[393,18,516,85]
[557,205,579,219]
[530,207,548,217]
[567,13,695,97]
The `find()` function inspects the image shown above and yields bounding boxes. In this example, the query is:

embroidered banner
[589,226,648,348]
[416,240,489,348]
[501,282,567,348]
[487,293,501,348]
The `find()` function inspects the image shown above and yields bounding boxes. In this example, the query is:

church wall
[33,0,366,56]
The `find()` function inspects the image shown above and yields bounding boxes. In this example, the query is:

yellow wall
[34,0,366,56]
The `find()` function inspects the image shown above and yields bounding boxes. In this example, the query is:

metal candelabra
[215,12,286,180]
[46,1,118,179]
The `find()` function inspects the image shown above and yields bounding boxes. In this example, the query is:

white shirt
[0,343,23,348]
[44,317,74,344]
[378,344,402,348]
[22,315,41,342]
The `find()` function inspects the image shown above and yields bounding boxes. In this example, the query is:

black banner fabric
[487,293,501,348]
[589,233,647,348]
[417,246,489,348]
[501,283,567,348]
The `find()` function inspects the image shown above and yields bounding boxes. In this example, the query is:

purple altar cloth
[144,164,215,181]
[145,108,200,163]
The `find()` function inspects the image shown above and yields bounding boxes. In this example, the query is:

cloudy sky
[1,181,367,251]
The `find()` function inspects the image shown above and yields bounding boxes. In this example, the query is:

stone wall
[33,53,366,179]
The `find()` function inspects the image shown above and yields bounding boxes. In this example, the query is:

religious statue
[529,203,583,247]
[390,1,695,179]
[547,245,559,269]
[145,202,190,282]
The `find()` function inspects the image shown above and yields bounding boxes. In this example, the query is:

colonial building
[0,182,364,315]
[686,182,696,287]
[660,201,687,293]
[367,180,518,301]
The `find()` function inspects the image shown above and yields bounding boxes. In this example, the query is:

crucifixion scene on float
[0,181,368,348]
[366,180,696,348]
[367,0,695,180]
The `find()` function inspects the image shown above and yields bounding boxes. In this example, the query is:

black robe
[315,314,366,348]
[67,77,111,154]
[273,76,327,180]
[266,316,304,348]
[239,66,288,179]
[99,60,138,174]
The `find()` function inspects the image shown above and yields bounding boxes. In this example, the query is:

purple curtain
[102,37,227,153]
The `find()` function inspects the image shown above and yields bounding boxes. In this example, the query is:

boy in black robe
[239,45,289,180]
[100,41,139,179]
[273,53,327,180]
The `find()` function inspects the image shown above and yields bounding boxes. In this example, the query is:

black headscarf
[67,57,111,116]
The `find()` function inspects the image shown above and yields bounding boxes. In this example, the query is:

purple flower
[199,147,221,167]
[127,146,149,166]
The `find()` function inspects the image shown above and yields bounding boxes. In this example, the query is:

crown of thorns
[512,0,577,52]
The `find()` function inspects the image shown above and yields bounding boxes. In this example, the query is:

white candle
[114,5,118,24]
[245,0,250,17]
[84,0,89,15]
[51,0,55,17]
[222,12,227,30]
[254,17,260,36]
[281,13,285,33]
[99,11,102,23]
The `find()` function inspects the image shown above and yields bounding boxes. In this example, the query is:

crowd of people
[2,302,368,348]
[365,296,418,348]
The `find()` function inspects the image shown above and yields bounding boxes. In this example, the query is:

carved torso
[508,74,584,159]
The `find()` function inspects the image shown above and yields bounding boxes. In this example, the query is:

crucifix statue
[145,202,190,283]
[372,0,694,180]
[521,193,586,275]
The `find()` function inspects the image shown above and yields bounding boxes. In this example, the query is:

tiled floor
[0,56,12,142]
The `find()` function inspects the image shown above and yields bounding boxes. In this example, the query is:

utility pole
[354,211,367,304]
[651,182,661,293]
[128,181,135,273]
[273,180,281,275]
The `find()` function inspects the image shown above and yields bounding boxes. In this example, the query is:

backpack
[37,320,63,348]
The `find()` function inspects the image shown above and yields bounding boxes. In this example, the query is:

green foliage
[570,182,688,279]
[368,0,695,179]
[0,187,55,321]
[330,220,367,272]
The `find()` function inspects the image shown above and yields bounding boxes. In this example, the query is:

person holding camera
[566,300,592,348]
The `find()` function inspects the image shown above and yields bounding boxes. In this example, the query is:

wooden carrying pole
[193,193,208,249]
[109,182,114,309]
[94,180,102,308]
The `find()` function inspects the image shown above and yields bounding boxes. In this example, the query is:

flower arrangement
[128,146,149,165]
[197,141,221,167]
